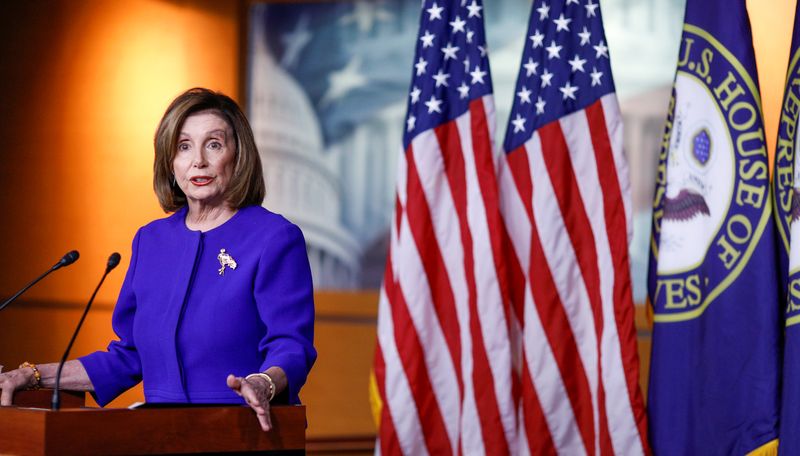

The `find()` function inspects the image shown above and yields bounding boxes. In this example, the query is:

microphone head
[55,250,80,269]
[107,252,122,272]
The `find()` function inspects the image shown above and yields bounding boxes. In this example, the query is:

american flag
[372,0,518,454]
[498,0,649,454]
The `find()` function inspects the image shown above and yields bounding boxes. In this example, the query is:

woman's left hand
[227,374,272,431]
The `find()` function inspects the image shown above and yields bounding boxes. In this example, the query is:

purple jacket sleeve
[78,230,143,406]
[255,223,316,404]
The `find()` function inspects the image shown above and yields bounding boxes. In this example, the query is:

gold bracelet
[245,372,276,402]
[19,362,41,390]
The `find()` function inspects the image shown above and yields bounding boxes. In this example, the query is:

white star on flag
[512,113,526,132]
[585,0,599,17]
[568,54,587,72]
[535,96,546,114]
[545,40,562,59]
[406,115,416,132]
[530,30,545,48]
[553,13,572,32]
[517,86,532,104]
[457,82,470,99]
[578,27,591,45]
[470,65,487,84]
[415,57,428,75]
[559,81,578,100]
[594,40,609,58]
[424,95,442,113]
[536,3,550,20]
[466,0,482,18]
[590,67,603,86]
[432,69,451,87]
[426,2,443,20]
[410,86,421,103]
[420,30,435,48]
[441,42,459,60]
[541,68,554,87]
[523,57,538,76]
[450,15,466,33]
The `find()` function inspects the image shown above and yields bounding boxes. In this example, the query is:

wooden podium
[0,390,306,455]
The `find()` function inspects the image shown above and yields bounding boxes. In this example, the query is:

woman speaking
[0,88,316,431]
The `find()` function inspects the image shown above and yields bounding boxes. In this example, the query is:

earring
[172,174,176,186]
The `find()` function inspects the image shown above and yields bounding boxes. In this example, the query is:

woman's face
[173,110,236,209]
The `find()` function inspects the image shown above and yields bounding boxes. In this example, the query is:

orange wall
[748,0,797,163]
[0,0,241,309]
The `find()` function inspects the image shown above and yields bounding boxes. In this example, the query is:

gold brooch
[217,249,237,275]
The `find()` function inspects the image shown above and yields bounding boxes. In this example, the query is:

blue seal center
[692,129,711,165]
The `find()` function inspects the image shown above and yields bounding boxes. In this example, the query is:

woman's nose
[192,150,208,167]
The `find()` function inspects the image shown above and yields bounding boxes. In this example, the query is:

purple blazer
[79,206,316,406]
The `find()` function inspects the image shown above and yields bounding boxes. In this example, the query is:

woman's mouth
[189,176,214,186]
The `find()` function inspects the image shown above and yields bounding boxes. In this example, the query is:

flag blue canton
[403,0,493,149]
[503,0,614,152]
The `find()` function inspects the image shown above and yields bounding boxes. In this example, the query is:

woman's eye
[208,141,222,150]
[177,143,190,151]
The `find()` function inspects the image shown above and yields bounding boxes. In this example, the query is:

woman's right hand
[0,366,36,406]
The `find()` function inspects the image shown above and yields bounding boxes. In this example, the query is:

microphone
[0,250,80,312]
[52,252,121,410]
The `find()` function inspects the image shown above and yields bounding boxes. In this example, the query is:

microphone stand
[52,253,120,410]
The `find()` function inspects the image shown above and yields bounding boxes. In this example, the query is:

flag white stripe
[450,110,488,456]
[395,143,408,208]
[497,157,532,275]
[394,211,462,454]
[561,108,644,455]
[378,235,429,456]
[456,103,517,449]
[526,132,601,428]
[517,406,532,456]
[601,95,633,244]
[408,133,469,452]
[523,284,587,456]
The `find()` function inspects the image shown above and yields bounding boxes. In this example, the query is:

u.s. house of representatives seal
[651,24,771,323]
[775,43,800,327]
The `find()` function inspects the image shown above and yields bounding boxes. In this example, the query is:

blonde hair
[153,88,265,212]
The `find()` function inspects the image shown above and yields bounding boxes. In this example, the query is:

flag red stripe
[505,144,598,454]
[469,100,516,331]
[504,147,534,324]
[383,247,453,455]
[405,145,465,400]
[435,117,509,455]
[527,189,598,455]
[469,100,523,418]
[374,343,402,456]
[521,356,558,456]
[538,122,614,455]
[586,101,650,452]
